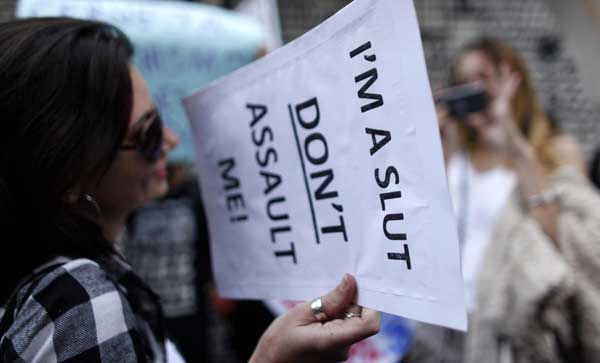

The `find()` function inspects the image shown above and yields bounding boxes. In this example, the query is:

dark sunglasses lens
[140,113,163,162]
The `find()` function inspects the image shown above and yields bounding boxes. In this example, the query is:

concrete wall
[277,0,350,43]
[547,0,600,106]
[0,0,15,21]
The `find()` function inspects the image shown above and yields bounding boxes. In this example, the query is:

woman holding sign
[0,17,379,363]
[409,37,600,363]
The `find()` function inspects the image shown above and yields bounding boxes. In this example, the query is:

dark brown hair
[0,17,134,302]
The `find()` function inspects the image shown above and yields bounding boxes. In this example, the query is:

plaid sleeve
[1,259,151,363]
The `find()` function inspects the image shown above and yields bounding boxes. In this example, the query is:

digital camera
[435,83,488,119]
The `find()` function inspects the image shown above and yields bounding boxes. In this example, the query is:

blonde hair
[451,37,559,171]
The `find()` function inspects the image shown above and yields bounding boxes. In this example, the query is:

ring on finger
[310,298,328,321]
[344,312,361,319]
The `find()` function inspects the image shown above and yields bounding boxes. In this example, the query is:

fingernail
[340,274,350,290]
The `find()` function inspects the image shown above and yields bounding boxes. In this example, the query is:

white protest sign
[184,0,466,330]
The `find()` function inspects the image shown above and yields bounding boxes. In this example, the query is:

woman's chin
[148,179,169,200]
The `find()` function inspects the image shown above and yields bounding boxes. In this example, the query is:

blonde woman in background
[407,37,600,363]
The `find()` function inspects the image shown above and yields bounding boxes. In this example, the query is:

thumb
[290,274,357,324]
[320,274,357,318]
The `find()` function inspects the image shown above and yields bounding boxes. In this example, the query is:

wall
[547,0,600,106]
[0,0,15,21]
[277,0,351,42]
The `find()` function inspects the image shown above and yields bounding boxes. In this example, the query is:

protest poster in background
[17,0,265,163]
[266,300,414,362]
[235,0,282,51]
[184,0,466,330]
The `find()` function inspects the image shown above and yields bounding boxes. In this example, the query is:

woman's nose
[162,126,180,151]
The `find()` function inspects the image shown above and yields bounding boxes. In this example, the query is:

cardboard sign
[17,0,265,163]
[184,0,465,330]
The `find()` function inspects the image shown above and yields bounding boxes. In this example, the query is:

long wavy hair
[450,37,559,171]
[0,17,134,302]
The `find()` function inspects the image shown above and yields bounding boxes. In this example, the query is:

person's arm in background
[471,64,586,247]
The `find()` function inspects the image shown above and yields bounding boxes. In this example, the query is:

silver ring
[344,312,361,319]
[310,298,327,320]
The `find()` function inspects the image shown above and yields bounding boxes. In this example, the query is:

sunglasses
[120,108,164,162]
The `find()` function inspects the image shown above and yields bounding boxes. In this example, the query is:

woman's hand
[249,274,380,363]
[479,65,561,243]
[468,64,528,156]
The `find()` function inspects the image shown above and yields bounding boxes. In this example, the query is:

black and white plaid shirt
[0,254,166,362]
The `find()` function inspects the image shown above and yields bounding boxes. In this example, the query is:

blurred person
[124,163,274,362]
[407,37,600,363]
[0,17,379,363]
[590,145,600,190]
[123,164,211,362]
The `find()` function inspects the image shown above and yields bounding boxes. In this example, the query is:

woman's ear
[64,185,83,204]
[64,185,101,219]
[79,194,101,219]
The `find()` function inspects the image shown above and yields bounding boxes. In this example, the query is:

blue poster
[17,0,266,162]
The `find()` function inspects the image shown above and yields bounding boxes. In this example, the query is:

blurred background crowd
[2,0,600,362]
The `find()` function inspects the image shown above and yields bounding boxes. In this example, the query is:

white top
[447,154,516,310]
[166,339,186,363]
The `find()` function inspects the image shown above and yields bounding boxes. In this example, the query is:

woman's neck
[469,146,508,173]
[97,212,128,242]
